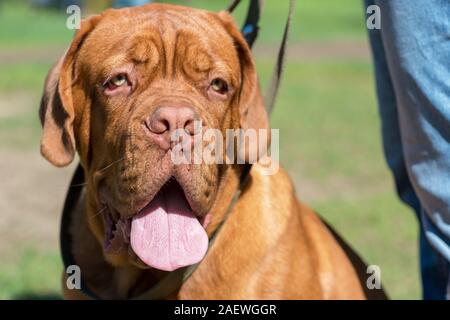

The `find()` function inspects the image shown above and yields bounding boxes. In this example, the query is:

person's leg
[366,0,450,299]
[365,0,433,299]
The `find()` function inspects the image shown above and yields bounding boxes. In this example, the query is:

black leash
[228,0,261,47]
[264,0,296,114]
[60,0,295,299]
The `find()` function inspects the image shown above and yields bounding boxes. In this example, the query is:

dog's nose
[144,106,199,149]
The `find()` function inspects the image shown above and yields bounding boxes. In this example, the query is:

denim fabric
[365,0,450,299]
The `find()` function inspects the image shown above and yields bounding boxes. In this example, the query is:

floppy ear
[39,15,101,167]
[218,11,270,162]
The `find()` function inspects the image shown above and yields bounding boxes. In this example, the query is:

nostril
[178,108,198,135]
[160,119,170,133]
[184,119,195,135]
[146,113,170,134]
[145,105,199,138]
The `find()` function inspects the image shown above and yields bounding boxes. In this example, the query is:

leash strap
[264,0,296,114]
[228,0,262,47]
[229,0,296,115]
[59,0,295,300]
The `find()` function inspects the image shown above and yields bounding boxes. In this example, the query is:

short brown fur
[40,4,384,299]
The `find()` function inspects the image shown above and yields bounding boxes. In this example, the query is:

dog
[39,3,385,299]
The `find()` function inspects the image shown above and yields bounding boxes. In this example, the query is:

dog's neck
[205,165,243,237]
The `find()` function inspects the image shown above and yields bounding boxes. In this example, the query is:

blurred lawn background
[0,0,420,299]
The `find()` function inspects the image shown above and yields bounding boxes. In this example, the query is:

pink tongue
[130,183,208,272]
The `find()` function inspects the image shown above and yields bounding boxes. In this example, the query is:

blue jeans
[365,0,450,299]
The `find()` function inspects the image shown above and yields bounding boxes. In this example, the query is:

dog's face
[39,4,268,271]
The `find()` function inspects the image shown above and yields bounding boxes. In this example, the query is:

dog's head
[39,4,269,271]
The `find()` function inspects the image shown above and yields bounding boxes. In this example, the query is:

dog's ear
[39,15,101,167]
[218,11,270,162]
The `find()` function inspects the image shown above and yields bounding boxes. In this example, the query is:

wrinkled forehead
[77,5,239,77]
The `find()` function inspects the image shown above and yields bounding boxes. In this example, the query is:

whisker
[90,206,107,220]
[70,182,88,187]
[70,157,126,188]
[98,156,126,173]
[110,102,130,114]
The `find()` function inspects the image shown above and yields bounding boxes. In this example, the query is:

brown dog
[39,4,383,299]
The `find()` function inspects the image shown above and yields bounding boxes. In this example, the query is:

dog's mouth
[102,178,211,272]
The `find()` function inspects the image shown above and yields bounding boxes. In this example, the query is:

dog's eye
[104,73,130,91]
[111,74,127,87]
[210,78,228,95]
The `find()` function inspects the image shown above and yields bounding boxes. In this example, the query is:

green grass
[0,63,52,91]
[0,0,421,300]
[0,111,42,149]
[0,248,62,299]
[317,193,420,299]
[271,60,383,181]
[0,1,73,49]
